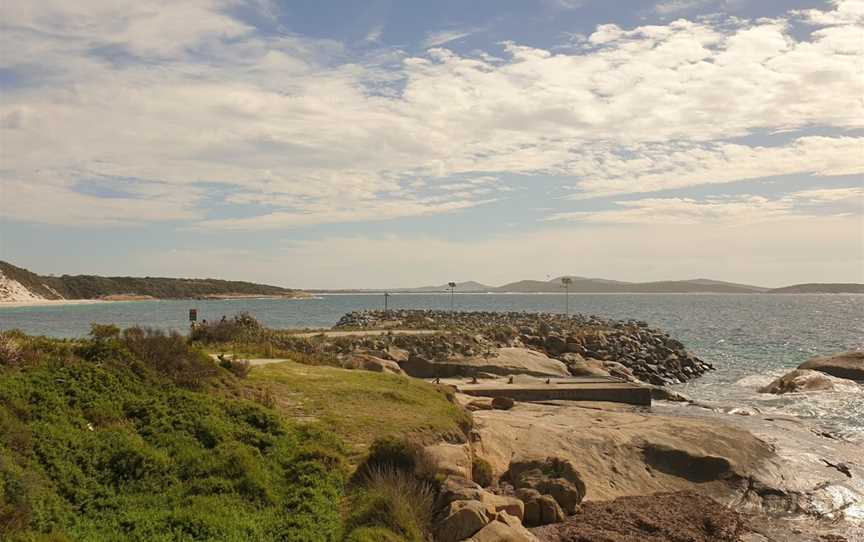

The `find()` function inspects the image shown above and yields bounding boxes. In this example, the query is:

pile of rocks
[334,310,713,385]
[433,460,587,542]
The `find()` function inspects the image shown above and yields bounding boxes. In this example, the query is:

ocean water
[2,293,862,438]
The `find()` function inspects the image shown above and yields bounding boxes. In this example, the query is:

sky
[0,0,862,289]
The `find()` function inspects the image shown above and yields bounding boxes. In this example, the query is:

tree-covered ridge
[0,260,304,300]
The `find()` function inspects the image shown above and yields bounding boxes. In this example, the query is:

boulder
[798,351,864,381]
[467,398,495,411]
[400,348,570,379]
[342,353,405,376]
[543,335,568,355]
[479,493,524,521]
[436,500,492,542]
[759,369,843,394]
[523,498,541,527]
[467,515,538,542]
[383,345,409,363]
[425,443,473,479]
[567,359,611,378]
[506,458,585,514]
[537,494,566,525]
[437,476,485,508]
[491,397,515,410]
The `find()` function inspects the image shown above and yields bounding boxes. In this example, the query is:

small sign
[189,309,198,322]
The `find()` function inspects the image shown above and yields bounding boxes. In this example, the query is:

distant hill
[492,276,768,294]
[401,281,493,293]
[0,261,307,302]
[767,283,864,294]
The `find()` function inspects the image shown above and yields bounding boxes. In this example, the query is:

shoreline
[0,293,314,309]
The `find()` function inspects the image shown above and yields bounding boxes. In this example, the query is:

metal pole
[448,281,456,313]
[384,291,389,311]
[561,277,573,316]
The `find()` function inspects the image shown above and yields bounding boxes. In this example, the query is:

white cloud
[422,28,480,48]
[794,0,864,26]
[549,186,864,225]
[655,0,713,16]
[1,0,862,227]
[567,137,864,199]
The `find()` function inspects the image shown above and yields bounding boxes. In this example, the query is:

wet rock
[798,351,864,382]
[759,369,845,394]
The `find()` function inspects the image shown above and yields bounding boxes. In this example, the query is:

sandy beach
[0,299,118,309]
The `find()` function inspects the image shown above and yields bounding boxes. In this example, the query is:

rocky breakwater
[334,310,713,386]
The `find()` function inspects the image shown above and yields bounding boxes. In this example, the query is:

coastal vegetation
[0,261,305,301]
[0,325,467,541]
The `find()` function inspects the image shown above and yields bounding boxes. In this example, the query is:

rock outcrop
[798,351,864,382]
[401,348,570,379]
[340,353,405,376]
[434,476,538,542]
[759,369,853,394]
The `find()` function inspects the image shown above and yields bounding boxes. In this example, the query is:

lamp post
[448,281,457,313]
[561,277,572,316]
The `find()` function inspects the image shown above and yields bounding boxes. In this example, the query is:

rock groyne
[334,310,713,385]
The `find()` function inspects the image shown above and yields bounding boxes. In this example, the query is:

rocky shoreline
[335,309,714,386]
[324,311,863,541]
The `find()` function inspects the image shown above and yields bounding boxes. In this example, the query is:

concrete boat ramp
[438,376,652,406]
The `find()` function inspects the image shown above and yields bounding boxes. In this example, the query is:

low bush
[344,466,435,542]
[472,457,494,487]
[0,334,22,367]
[121,327,217,388]
[354,436,437,482]
[0,355,346,541]
[190,312,263,344]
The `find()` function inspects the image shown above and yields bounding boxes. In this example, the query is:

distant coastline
[0,260,310,304]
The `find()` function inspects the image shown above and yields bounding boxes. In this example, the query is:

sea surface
[2,293,862,439]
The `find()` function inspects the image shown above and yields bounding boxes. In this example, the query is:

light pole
[562,277,572,316]
[384,291,390,312]
[448,281,457,313]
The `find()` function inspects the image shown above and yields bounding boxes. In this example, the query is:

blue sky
[0,0,862,288]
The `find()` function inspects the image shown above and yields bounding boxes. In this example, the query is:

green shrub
[0,350,346,541]
[344,525,406,542]
[190,313,263,344]
[472,457,494,487]
[344,466,435,542]
[121,327,217,388]
[354,436,437,482]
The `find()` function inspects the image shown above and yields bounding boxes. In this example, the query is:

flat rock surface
[472,400,783,505]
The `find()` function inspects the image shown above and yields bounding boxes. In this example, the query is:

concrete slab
[438,376,652,406]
